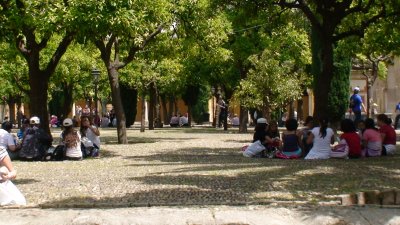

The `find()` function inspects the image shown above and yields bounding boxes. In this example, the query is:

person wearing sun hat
[349,86,365,125]
[61,118,82,160]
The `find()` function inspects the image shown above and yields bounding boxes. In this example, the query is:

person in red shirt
[340,119,362,158]
[377,114,397,155]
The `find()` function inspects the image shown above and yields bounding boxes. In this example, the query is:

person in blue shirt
[349,87,365,125]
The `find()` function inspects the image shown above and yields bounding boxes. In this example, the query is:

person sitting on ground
[253,118,268,145]
[50,115,58,128]
[361,118,382,157]
[17,119,30,140]
[305,117,335,160]
[19,117,53,161]
[265,120,281,148]
[180,114,189,127]
[61,118,82,161]
[170,114,180,127]
[1,122,19,160]
[277,119,302,159]
[101,115,109,128]
[1,117,9,130]
[243,118,269,157]
[338,119,362,158]
[0,147,26,206]
[231,114,240,127]
[80,116,101,154]
[301,116,314,157]
[377,114,397,156]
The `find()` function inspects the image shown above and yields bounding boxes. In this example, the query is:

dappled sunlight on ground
[9,128,400,208]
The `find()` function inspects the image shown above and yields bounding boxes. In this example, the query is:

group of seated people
[4,116,100,162]
[170,114,189,127]
[243,114,397,159]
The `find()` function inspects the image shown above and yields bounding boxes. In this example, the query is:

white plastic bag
[243,140,266,157]
[0,180,26,206]
[81,137,94,148]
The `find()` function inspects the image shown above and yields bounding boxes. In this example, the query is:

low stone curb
[340,189,400,206]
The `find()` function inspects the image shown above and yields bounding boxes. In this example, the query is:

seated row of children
[243,114,397,159]
[6,116,100,161]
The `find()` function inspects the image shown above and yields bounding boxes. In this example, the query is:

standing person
[218,99,227,128]
[377,114,397,156]
[19,117,53,161]
[339,119,362,158]
[80,116,101,150]
[394,102,400,129]
[349,87,366,125]
[61,118,82,161]
[305,117,335,160]
[361,118,382,157]
[0,122,19,160]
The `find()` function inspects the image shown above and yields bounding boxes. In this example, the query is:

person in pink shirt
[361,118,382,157]
[377,114,397,155]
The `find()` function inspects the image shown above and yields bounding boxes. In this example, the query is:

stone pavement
[1,206,399,225]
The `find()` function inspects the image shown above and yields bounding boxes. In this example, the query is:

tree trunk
[7,96,16,125]
[312,29,335,120]
[148,82,155,130]
[16,98,22,129]
[140,94,145,132]
[108,67,127,144]
[161,95,169,125]
[223,100,229,131]
[168,96,174,122]
[288,101,294,119]
[29,73,51,134]
[297,97,304,122]
[187,105,192,127]
[155,87,162,128]
[62,82,74,118]
[366,81,372,118]
[239,106,248,133]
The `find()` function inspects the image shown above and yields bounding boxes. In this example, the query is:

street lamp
[91,68,100,118]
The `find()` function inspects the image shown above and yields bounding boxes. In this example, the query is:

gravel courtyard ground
[8,127,400,208]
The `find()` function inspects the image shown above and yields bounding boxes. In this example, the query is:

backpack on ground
[44,145,65,161]
[19,127,52,161]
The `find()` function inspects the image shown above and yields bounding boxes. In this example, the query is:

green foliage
[0,42,29,101]
[234,23,311,114]
[327,46,351,123]
[191,85,210,124]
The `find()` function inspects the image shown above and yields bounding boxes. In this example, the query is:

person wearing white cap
[243,118,269,157]
[349,86,365,124]
[61,118,82,160]
[19,116,52,161]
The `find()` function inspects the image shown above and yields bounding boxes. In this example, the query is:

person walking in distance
[349,87,366,125]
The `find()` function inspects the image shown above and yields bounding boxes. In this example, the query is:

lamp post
[91,68,100,118]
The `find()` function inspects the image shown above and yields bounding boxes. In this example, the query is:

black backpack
[45,145,65,161]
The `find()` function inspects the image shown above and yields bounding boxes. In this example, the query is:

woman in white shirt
[61,118,82,160]
[305,117,335,160]
[80,116,100,150]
